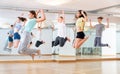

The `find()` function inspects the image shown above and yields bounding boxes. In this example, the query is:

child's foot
[52,41,55,47]
[107,44,111,48]
[41,40,45,44]
[37,50,41,58]
[31,54,35,61]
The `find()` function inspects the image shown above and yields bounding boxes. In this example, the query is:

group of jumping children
[4,9,110,60]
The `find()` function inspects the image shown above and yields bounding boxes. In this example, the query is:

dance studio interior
[0,0,120,74]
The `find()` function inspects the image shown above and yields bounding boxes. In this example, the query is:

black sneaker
[52,41,55,47]
[107,44,111,48]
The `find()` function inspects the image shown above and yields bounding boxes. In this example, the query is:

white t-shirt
[36,30,41,40]
[55,22,66,38]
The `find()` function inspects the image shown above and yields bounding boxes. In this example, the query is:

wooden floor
[0,61,120,74]
[0,55,120,74]
[0,55,120,63]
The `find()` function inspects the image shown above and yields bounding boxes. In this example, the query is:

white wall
[0,9,75,28]
[102,25,116,55]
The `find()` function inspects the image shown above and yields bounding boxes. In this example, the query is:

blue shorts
[14,32,21,40]
[8,36,13,42]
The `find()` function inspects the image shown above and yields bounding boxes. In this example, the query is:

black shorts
[76,32,85,39]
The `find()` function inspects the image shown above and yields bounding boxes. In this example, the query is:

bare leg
[66,37,71,42]
[30,50,41,60]
[31,54,35,61]
[27,42,32,48]
[73,36,89,49]
[73,38,81,49]
[76,36,89,49]
[8,42,13,48]
[14,40,20,48]
[37,50,41,56]
[27,44,32,48]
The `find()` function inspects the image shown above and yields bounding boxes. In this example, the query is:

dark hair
[10,25,13,27]
[29,10,37,18]
[30,42,32,44]
[59,16,63,19]
[17,17,27,22]
[97,16,103,19]
[76,10,87,18]
[21,17,27,22]
[18,17,22,20]
[38,27,41,29]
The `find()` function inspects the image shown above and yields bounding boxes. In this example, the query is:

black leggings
[35,40,43,47]
[53,36,67,47]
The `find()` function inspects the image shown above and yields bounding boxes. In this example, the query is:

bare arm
[37,22,42,31]
[36,9,46,22]
[58,10,65,23]
[51,24,55,31]
[14,21,17,27]
[81,11,88,22]
[58,11,61,18]
[89,19,95,28]
[105,18,109,28]
[36,10,39,18]
[61,10,65,22]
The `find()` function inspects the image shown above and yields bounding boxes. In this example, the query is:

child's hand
[81,10,84,15]
[39,9,44,13]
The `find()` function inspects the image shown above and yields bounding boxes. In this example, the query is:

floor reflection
[0,61,120,74]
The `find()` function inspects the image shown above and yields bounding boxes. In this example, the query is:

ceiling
[0,0,120,28]
[0,0,119,11]
[0,0,119,18]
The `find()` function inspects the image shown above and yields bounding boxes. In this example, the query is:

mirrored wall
[0,9,119,56]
